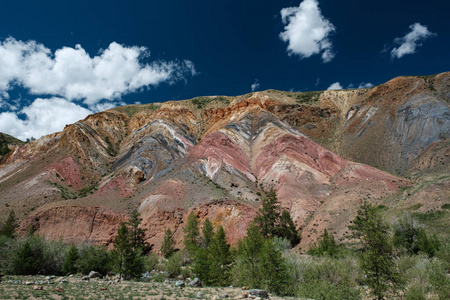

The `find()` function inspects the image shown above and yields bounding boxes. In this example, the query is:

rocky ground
[0,275,299,300]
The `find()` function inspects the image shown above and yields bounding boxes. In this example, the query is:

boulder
[188,277,202,287]
[175,280,185,287]
[250,289,268,298]
[88,271,102,279]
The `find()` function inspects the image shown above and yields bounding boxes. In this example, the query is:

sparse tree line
[0,192,449,299]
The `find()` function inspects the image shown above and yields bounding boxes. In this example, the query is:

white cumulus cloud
[251,79,261,92]
[0,97,92,140]
[0,37,196,105]
[279,0,336,63]
[327,82,342,90]
[0,37,196,140]
[390,23,436,59]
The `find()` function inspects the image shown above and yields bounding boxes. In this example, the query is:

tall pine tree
[0,210,17,238]
[160,228,176,258]
[183,212,200,254]
[349,202,402,300]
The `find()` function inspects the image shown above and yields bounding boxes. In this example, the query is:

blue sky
[0,0,449,140]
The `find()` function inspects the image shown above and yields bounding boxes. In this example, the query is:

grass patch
[49,182,97,199]
[113,104,160,117]
[191,96,229,109]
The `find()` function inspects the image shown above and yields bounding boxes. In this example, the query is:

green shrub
[8,236,65,275]
[165,251,183,278]
[76,244,112,275]
[61,245,79,274]
[285,254,361,300]
[146,253,160,271]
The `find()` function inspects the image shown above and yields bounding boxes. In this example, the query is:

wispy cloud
[389,23,436,59]
[327,82,342,90]
[279,0,336,63]
[251,79,261,92]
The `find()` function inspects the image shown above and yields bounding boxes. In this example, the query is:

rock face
[0,72,448,251]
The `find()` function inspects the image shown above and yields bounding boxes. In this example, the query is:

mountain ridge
[0,72,448,251]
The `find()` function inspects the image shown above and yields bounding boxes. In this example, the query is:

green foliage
[277,210,301,246]
[9,236,65,275]
[0,210,17,238]
[13,241,41,275]
[254,189,300,246]
[183,212,200,254]
[393,214,441,257]
[207,226,232,286]
[113,223,145,279]
[191,96,229,109]
[295,91,323,104]
[76,244,112,275]
[349,201,402,300]
[397,254,450,300]
[160,228,176,259]
[113,104,159,117]
[307,229,339,257]
[285,254,361,300]
[145,252,160,271]
[233,223,290,295]
[0,142,11,156]
[165,251,183,278]
[61,245,79,275]
[191,220,232,286]
[126,209,151,254]
[201,218,214,248]
[260,239,289,295]
[50,182,96,199]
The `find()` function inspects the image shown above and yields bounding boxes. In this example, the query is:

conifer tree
[201,218,214,248]
[113,222,144,279]
[0,210,17,238]
[254,188,280,238]
[127,209,151,254]
[260,238,289,295]
[349,202,402,300]
[208,226,232,286]
[61,244,80,274]
[307,229,339,257]
[254,189,300,246]
[160,228,176,258]
[183,212,200,254]
[237,222,265,288]
[277,209,301,246]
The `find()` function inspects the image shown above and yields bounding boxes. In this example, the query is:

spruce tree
[183,212,200,254]
[307,229,339,257]
[113,222,144,279]
[201,218,214,248]
[61,244,80,274]
[254,188,280,238]
[277,210,301,246]
[260,238,289,295]
[0,210,17,238]
[160,228,176,258]
[208,226,232,286]
[254,189,300,246]
[349,202,402,300]
[237,222,265,288]
[127,209,151,254]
